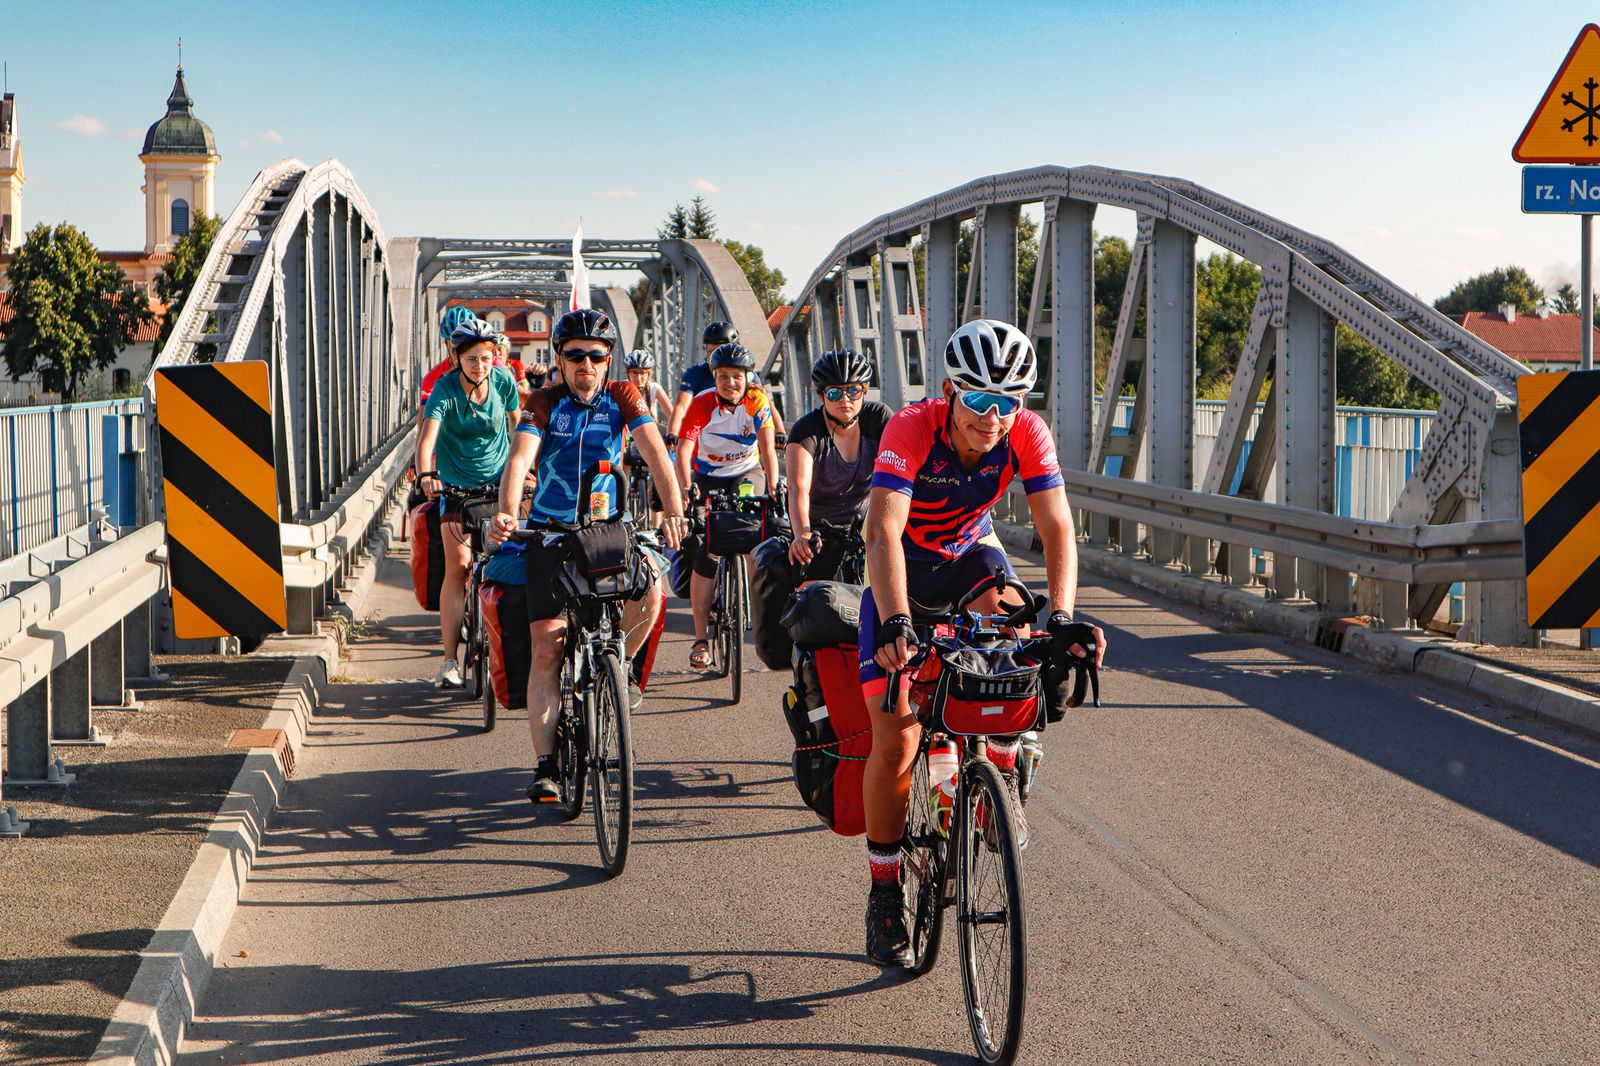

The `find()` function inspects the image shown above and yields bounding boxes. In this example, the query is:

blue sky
[8,0,1600,303]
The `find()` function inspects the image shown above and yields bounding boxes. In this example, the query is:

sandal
[689,639,713,670]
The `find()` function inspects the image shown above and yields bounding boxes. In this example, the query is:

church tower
[140,66,218,256]
[0,93,23,254]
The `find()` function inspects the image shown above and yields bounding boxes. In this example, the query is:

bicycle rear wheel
[590,648,634,876]
[903,742,951,975]
[480,647,496,732]
[956,758,1027,1065]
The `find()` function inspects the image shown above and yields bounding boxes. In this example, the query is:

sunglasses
[822,384,867,402]
[955,390,1022,417]
[561,348,611,364]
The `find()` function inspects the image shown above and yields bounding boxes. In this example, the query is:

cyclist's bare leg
[862,687,922,843]
[621,580,663,660]
[439,522,472,660]
[689,571,714,642]
[526,616,568,758]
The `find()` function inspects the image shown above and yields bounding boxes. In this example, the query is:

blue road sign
[1522,165,1600,213]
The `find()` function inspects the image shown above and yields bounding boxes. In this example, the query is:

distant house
[0,291,166,404]
[1454,303,1600,371]
[459,299,554,362]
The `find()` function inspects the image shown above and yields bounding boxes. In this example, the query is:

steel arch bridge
[150,158,1531,646]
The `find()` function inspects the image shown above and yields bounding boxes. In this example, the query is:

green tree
[1433,265,1544,317]
[2,222,152,401]
[722,239,787,315]
[686,195,718,240]
[155,213,221,360]
[1093,235,1136,388]
[1195,252,1261,393]
[1552,282,1581,315]
[657,204,689,241]
[1336,325,1438,410]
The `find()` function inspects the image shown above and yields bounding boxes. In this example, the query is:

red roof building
[455,298,554,359]
[1455,306,1600,369]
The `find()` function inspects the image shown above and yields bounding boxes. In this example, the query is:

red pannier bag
[908,640,1044,737]
[481,581,531,710]
[410,501,446,610]
[481,582,666,712]
[783,644,872,836]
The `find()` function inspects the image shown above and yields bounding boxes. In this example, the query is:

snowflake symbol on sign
[1561,77,1600,145]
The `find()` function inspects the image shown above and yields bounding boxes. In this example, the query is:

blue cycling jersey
[515,380,654,525]
[678,362,714,396]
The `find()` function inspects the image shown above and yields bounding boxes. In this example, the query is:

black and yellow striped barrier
[1518,368,1600,630]
[153,363,287,638]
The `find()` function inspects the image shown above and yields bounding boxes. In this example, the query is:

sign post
[1514,25,1600,644]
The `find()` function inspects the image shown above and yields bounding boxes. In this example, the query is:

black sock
[536,754,558,779]
[867,836,903,889]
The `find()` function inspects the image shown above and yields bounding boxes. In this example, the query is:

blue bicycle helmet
[439,305,480,341]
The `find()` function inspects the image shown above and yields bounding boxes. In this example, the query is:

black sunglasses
[561,348,611,364]
[823,385,867,402]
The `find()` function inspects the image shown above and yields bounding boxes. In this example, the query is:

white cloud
[120,128,141,141]
[55,113,108,137]
[262,129,285,145]
[1455,224,1502,241]
[593,189,638,199]
[1366,224,1395,240]
[746,220,766,232]
[693,178,720,194]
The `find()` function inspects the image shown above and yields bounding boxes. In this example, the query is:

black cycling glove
[876,613,917,652]
[1047,612,1098,659]
[1042,612,1100,720]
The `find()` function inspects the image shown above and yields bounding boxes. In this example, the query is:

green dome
[141,68,216,156]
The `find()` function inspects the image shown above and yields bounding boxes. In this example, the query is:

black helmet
[702,320,739,347]
[708,342,757,372]
[551,308,617,353]
[810,348,874,388]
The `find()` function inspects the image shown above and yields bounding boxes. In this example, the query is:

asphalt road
[177,541,1600,1065]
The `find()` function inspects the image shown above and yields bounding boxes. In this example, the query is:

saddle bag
[781,581,865,649]
[409,501,446,611]
[783,644,872,836]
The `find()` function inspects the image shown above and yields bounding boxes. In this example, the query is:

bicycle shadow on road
[178,951,966,1065]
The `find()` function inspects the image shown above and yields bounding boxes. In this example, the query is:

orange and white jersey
[679,386,774,478]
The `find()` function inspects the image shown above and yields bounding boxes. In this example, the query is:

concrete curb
[88,644,333,1065]
[992,523,1600,742]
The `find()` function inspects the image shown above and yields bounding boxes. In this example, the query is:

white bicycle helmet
[943,319,1037,397]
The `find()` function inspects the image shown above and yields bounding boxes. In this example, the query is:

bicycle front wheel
[590,648,634,876]
[726,565,744,705]
[903,742,951,975]
[956,758,1027,1065]
[555,680,585,821]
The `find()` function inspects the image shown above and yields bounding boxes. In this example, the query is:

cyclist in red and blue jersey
[486,309,687,804]
[858,319,1106,967]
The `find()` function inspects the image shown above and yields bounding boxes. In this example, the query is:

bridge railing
[0,399,143,561]
[767,165,1529,643]
[0,520,164,836]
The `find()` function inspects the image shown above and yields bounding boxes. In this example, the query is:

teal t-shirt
[422,365,519,487]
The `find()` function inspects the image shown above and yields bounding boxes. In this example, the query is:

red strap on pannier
[812,644,872,837]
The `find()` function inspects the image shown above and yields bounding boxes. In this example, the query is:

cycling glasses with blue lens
[955,390,1022,417]
[822,384,867,402]
[560,347,611,364]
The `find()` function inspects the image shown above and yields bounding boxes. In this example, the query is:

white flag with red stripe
[570,224,590,311]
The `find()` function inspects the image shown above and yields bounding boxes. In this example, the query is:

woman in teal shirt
[416,318,521,688]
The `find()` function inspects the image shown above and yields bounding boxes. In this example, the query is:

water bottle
[588,489,610,521]
[927,738,959,836]
[737,479,755,499]
[1018,730,1044,803]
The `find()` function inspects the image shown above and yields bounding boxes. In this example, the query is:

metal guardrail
[1058,469,1524,586]
[276,425,416,634]
[0,521,164,836]
[0,399,143,560]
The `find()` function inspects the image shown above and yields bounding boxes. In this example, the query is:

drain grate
[225,728,294,777]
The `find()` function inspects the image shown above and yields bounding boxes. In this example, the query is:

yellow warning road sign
[1514,24,1600,163]
[1518,369,1600,629]
[153,362,287,638]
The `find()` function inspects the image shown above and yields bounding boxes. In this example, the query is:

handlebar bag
[910,643,1044,736]
[706,507,765,557]
[780,580,865,649]
[409,501,445,611]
